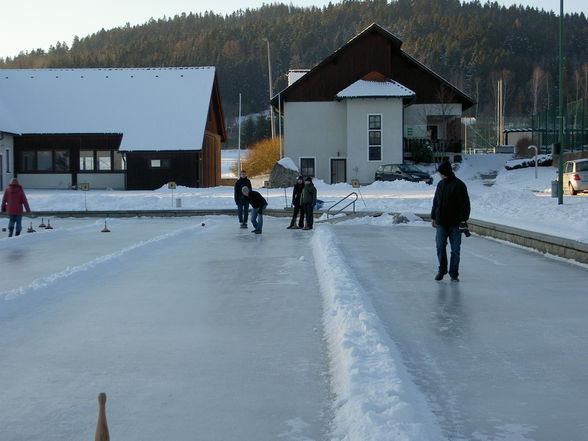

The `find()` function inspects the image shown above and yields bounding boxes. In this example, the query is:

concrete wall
[284,101,347,181]
[0,133,14,191]
[17,174,72,189]
[77,173,126,190]
[345,98,404,183]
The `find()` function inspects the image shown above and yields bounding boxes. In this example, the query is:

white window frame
[299,156,316,178]
[367,113,383,162]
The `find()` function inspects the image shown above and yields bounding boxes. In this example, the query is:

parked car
[375,164,433,184]
[563,159,588,195]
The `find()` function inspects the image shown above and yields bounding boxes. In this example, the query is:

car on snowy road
[374,164,433,185]
[563,159,588,195]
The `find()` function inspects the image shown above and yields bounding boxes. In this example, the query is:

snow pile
[312,226,446,441]
[505,155,552,170]
[278,157,299,172]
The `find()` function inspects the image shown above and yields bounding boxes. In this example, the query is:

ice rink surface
[1,215,587,440]
[333,223,588,441]
[0,216,330,441]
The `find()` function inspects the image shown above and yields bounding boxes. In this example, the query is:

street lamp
[557,0,565,204]
[262,37,275,139]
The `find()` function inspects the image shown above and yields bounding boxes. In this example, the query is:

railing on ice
[326,192,358,218]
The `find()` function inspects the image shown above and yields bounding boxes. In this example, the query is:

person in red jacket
[2,178,31,237]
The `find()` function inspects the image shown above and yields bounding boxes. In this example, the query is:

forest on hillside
[2,0,587,144]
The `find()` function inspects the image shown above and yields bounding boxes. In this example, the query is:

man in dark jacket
[287,176,305,229]
[430,161,470,281]
[234,170,252,228]
[300,176,317,230]
[241,186,268,234]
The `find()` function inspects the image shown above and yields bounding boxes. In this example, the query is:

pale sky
[0,0,586,59]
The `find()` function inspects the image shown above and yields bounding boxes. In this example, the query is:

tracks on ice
[1,220,213,302]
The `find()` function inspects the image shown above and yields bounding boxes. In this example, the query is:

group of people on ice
[233,161,470,282]
[234,170,317,235]
[5,161,469,282]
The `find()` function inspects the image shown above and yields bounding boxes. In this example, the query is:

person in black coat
[234,170,252,228]
[430,161,471,281]
[287,176,305,229]
[241,186,268,234]
[300,176,317,230]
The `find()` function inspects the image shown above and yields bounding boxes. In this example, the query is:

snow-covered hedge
[505,154,552,170]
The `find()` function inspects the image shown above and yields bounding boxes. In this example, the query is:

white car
[563,159,588,195]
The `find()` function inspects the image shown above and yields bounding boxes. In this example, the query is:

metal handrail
[326,192,358,218]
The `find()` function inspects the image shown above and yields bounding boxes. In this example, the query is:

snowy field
[17,152,588,244]
[1,215,587,441]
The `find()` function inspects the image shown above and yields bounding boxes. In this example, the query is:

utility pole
[263,38,275,139]
[557,0,565,205]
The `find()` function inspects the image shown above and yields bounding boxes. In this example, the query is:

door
[330,158,346,184]
[0,155,3,191]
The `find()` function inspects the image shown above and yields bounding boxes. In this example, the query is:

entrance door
[330,158,346,184]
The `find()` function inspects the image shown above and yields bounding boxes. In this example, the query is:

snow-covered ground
[16,152,588,243]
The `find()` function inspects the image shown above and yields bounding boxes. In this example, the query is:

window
[54,150,70,172]
[5,149,9,173]
[80,150,95,171]
[150,159,170,168]
[113,152,126,170]
[368,114,382,161]
[37,151,53,171]
[300,158,315,177]
[97,151,112,171]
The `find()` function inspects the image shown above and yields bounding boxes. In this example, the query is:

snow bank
[278,157,299,172]
[312,226,446,441]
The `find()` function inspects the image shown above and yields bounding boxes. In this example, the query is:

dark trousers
[302,203,314,228]
[236,199,250,224]
[435,225,462,277]
[289,205,304,227]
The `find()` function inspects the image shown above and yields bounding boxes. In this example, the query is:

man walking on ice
[431,161,470,282]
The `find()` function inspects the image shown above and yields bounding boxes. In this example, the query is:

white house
[272,23,475,184]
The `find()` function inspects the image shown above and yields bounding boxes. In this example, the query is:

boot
[8,228,13,237]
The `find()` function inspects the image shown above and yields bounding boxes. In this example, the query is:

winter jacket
[243,190,267,210]
[301,183,317,206]
[234,177,252,203]
[291,182,304,207]
[430,174,470,227]
[2,183,31,215]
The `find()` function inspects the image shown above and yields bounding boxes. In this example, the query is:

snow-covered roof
[0,67,217,151]
[336,78,415,99]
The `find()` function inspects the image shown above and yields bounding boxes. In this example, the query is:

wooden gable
[274,23,474,110]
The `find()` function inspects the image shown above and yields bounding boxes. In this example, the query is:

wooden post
[95,393,110,441]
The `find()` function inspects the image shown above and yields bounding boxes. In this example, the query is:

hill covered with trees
[2,0,587,141]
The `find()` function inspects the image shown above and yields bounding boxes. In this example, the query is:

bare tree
[530,66,546,114]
